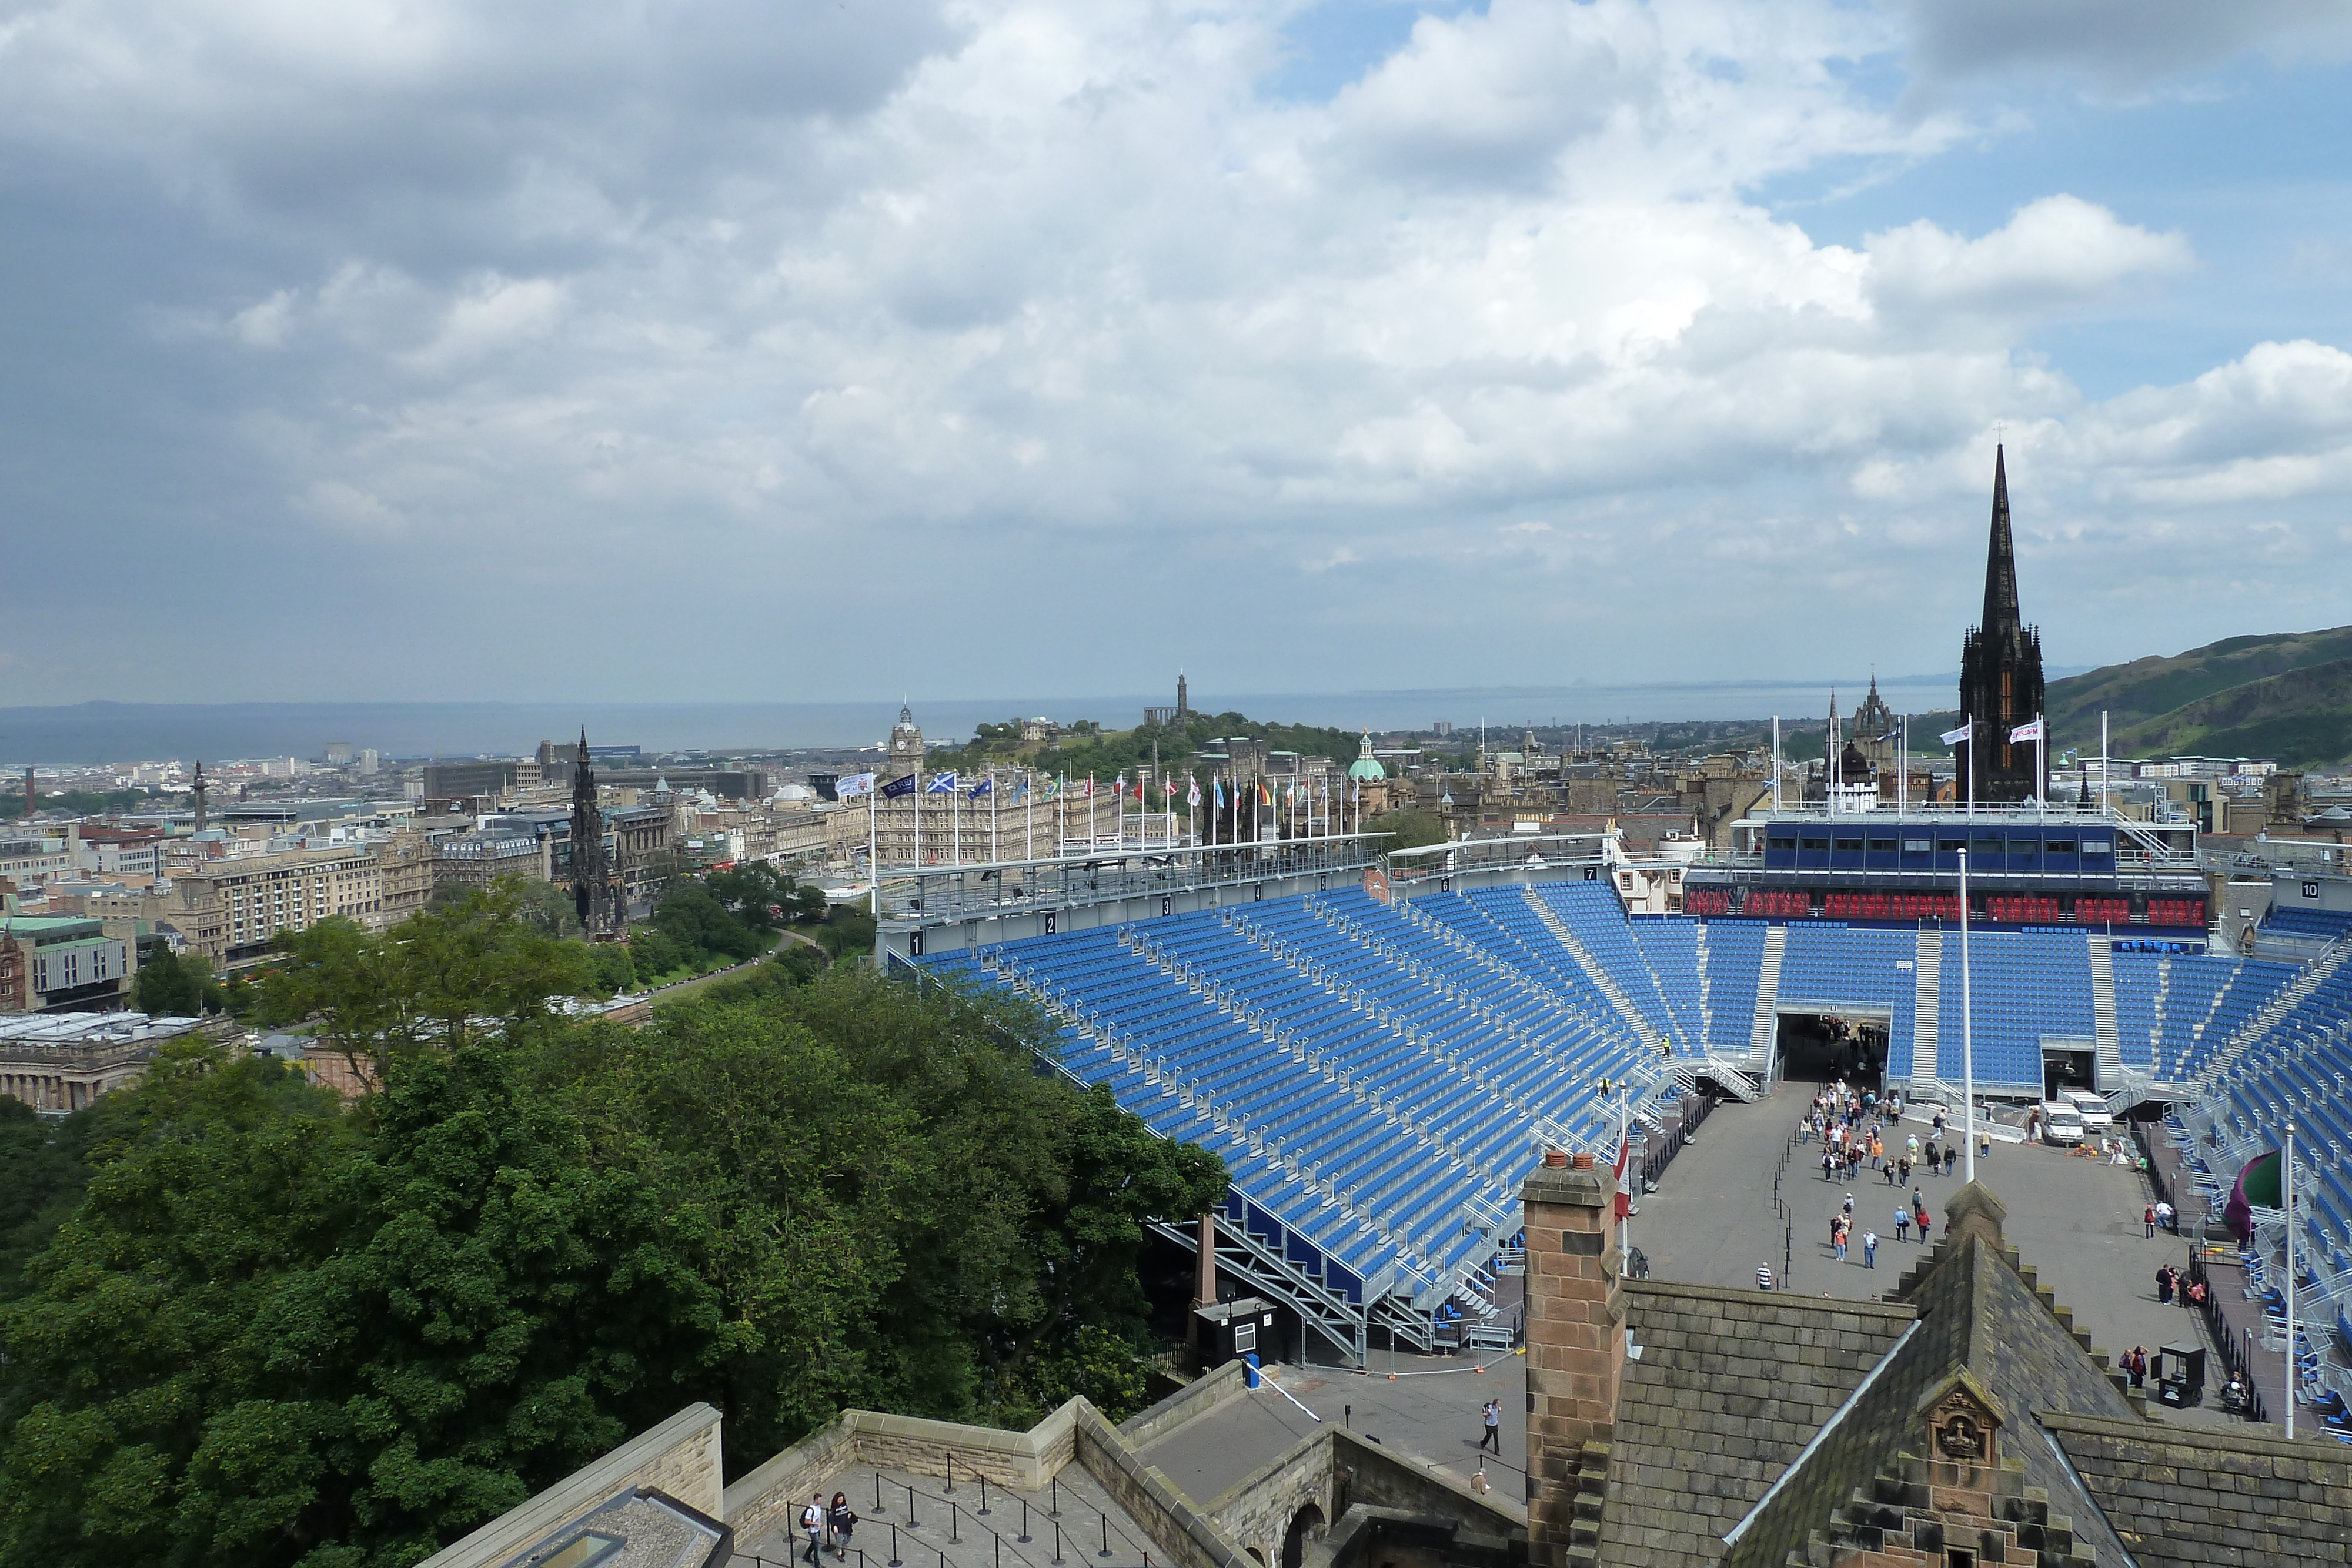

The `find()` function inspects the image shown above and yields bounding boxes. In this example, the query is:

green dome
[1347,733,1385,781]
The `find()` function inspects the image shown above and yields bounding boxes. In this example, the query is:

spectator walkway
[1631,1078,2248,1433]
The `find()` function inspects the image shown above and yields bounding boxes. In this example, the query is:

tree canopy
[0,930,1224,1568]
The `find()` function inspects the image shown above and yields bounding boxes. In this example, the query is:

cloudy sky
[5,0,2351,707]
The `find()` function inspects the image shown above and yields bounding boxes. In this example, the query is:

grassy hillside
[2046,627,2352,767]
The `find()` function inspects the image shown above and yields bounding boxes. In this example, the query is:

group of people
[1823,1189,1935,1269]
[2142,1201,2176,1237]
[799,1493,861,1564]
[1805,1087,1971,1189]
[2155,1263,2208,1312]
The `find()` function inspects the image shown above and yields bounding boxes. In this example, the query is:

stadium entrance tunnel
[2043,1046,2097,1102]
[1775,1011,1885,1088]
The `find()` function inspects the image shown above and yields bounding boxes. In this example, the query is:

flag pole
[1899,716,1907,816]
[1771,716,1780,810]
[1960,848,1975,1184]
[2102,711,2109,815]
[2287,1119,2299,1440]
[990,768,999,863]
[952,774,961,865]
[868,783,879,917]
[914,762,923,869]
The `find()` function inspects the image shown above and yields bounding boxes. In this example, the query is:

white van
[2039,1102,2086,1146]
[2060,1090,2114,1132]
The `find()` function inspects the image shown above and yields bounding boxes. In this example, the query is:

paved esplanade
[1631,1082,2243,1434]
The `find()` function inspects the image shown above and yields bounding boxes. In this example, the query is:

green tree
[652,880,763,962]
[0,1040,726,1568]
[1365,807,1446,851]
[0,1101,96,1302]
[132,950,221,1017]
[814,906,877,961]
[257,887,591,1085]
[585,942,638,996]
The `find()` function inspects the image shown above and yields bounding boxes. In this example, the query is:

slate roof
[2044,1410,2352,1567]
[1718,1187,2141,1567]
[1592,1280,1915,1568]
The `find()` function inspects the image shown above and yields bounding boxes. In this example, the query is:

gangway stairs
[1912,930,1942,1089]
[1524,887,1668,1056]
[1747,926,1786,1081]
[2087,934,2123,1089]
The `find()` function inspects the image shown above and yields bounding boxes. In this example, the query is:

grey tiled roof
[1592,1280,1916,1568]
[1719,1227,2140,1567]
[2046,1410,2352,1567]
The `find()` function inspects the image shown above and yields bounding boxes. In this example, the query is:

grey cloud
[1897,0,2352,98]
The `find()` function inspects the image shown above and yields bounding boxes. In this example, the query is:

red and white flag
[1612,1134,1633,1219]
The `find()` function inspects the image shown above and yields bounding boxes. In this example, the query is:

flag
[2009,717,2044,743]
[1043,776,1061,798]
[1188,778,1202,808]
[836,772,876,798]
[1214,778,1225,809]
[1114,773,1125,797]
[2223,1149,2285,1242]
[1612,1132,1634,1219]
[881,774,918,799]
[926,771,958,794]
[1084,776,1094,797]
[968,778,993,799]
[1939,723,1972,747]
[1163,778,1177,799]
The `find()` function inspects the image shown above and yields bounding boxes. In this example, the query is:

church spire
[1982,444,2020,636]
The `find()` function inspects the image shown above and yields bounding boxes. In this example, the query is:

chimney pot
[1569,1152,1594,1170]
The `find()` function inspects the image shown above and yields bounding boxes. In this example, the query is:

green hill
[2046,626,2352,767]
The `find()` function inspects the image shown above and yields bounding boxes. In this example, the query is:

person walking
[1916,1208,1932,1246]
[829,1494,857,1557]
[1843,1193,1855,1221]
[801,1495,827,1566]
[1758,1262,1775,1290]
[1835,1222,1849,1263]
[1480,1400,1502,1453]
[1894,1206,1910,1243]
[1863,1230,1878,1269]
[2144,1203,2157,1239]
[2127,1346,2146,1390]
[2156,1265,2174,1305]
[1897,1155,1912,1185]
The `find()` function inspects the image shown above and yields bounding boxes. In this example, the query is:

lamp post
[1959,849,1976,1185]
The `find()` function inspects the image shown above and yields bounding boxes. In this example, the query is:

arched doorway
[1281,1503,1326,1568]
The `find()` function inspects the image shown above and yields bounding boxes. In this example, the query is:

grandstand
[884,805,2352,1376]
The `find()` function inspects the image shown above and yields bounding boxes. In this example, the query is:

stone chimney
[1521,1151,1623,1568]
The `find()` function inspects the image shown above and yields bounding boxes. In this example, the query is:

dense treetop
[0,900,1224,1568]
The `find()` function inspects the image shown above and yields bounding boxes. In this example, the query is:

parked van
[2039,1102,2086,1146]
[2060,1090,2114,1132]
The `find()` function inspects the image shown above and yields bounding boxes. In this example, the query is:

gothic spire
[1982,444,2019,636]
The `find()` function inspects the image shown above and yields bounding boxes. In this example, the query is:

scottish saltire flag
[836,772,876,798]
[926,771,958,793]
[2009,717,2044,743]
[881,774,918,798]
[1940,723,1972,747]
[968,778,993,799]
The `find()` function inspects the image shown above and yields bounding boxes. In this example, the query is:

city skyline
[5,2,2351,705]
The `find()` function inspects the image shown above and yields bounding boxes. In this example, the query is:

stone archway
[1280,1503,1326,1568]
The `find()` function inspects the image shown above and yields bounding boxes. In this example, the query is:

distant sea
[0,680,1972,764]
